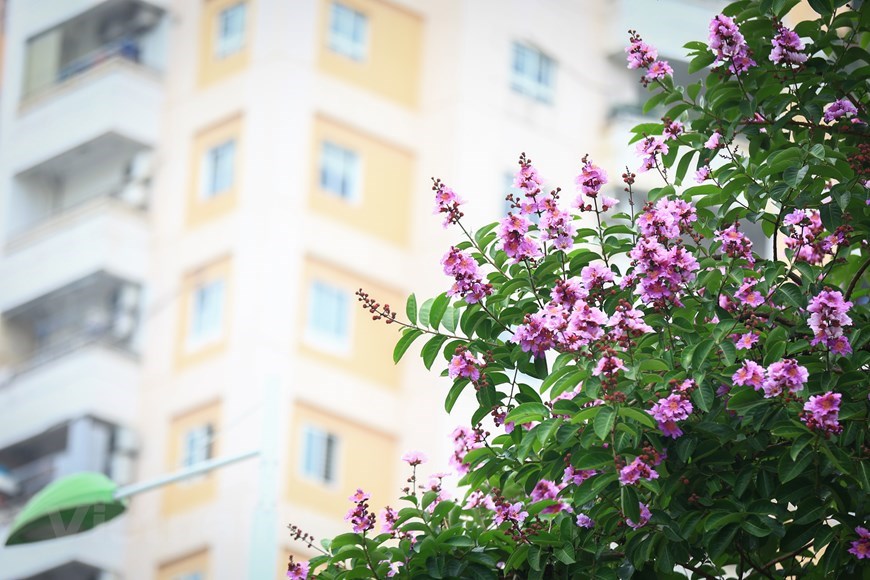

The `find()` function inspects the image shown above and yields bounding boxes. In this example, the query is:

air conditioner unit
[114,426,139,454]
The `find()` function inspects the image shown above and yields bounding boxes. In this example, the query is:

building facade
[0,0,723,578]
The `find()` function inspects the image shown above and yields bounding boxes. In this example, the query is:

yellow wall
[299,256,402,388]
[198,0,253,87]
[162,400,222,516]
[316,0,423,107]
[175,256,233,369]
[157,548,211,580]
[286,401,397,520]
[187,115,244,227]
[309,115,413,246]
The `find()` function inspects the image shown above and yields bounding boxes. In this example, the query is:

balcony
[0,195,148,312]
[9,0,166,174]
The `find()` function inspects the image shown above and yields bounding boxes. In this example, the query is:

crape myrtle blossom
[450,426,483,474]
[563,465,597,486]
[530,479,572,514]
[580,263,615,293]
[386,562,404,577]
[626,30,658,69]
[498,212,542,264]
[593,354,627,377]
[762,359,808,397]
[607,300,654,340]
[732,360,765,389]
[380,506,399,534]
[649,386,694,438]
[441,246,493,304]
[802,391,843,435]
[401,451,428,466]
[464,490,496,510]
[576,514,595,529]
[770,24,806,66]
[628,237,700,307]
[733,332,759,350]
[807,289,853,355]
[424,473,452,514]
[636,136,669,173]
[705,131,723,150]
[493,501,529,527]
[512,153,546,214]
[345,489,376,534]
[715,223,755,264]
[626,502,652,529]
[849,526,870,559]
[824,98,858,123]
[539,196,577,251]
[734,277,765,308]
[637,198,697,239]
[619,456,660,485]
[664,119,684,140]
[575,155,608,199]
[643,59,673,85]
[695,165,712,183]
[511,297,607,357]
[708,13,756,74]
[433,178,464,228]
[783,208,839,265]
[286,560,310,579]
[447,345,486,381]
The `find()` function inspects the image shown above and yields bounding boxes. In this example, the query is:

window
[328,2,367,60]
[319,142,361,201]
[216,3,247,58]
[301,426,338,484]
[181,424,214,468]
[201,140,236,199]
[510,42,555,103]
[306,280,351,351]
[189,279,226,347]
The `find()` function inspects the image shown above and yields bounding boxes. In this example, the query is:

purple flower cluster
[511,293,608,357]
[512,155,546,214]
[576,513,595,529]
[849,526,870,559]
[783,209,836,265]
[575,157,608,199]
[286,560,310,579]
[447,345,486,381]
[705,131,723,150]
[715,223,754,264]
[619,456,659,486]
[539,197,577,250]
[344,489,376,534]
[498,213,542,263]
[628,237,699,307]
[733,332,759,351]
[530,479,571,514]
[607,301,654,340]
[625,30,673,86]
[802,391,842,435]
[441,246,493,304]
[733,358,808,398]
[626,502,652,529]
[770,25,806,66]
[808,289,853,355]
[464,490,496,510]
[449,426,483,474]
[708,14,756,75]
[380,506,399,534]
[649,390,694,439]
[593,354,627,377]
[663,119,684,140]
[695,166,712,183]
[637,198,697,239]
[493,500,529,527]
[433,179,464,228]
[563,465,597,486]
[636,136,669,173]
[401,450,428,466]
[732,277,765,308]
[823,98,858,123]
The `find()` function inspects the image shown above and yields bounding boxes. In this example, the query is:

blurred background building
[0,0,723,578]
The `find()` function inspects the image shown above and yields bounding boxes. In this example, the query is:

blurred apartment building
[0,0,720,578]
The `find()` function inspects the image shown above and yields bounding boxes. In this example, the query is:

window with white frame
[510,42,555,103]
[327,2,367,61]
[188,279,226,347]
[319,141,361,202]
[201,139,237,199]
[216,2,247,58]
[301,426,339,484]
[306,280,351,351]
[181,424,214,468]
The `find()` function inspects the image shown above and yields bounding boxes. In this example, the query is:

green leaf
[618,407,657,429]
[393,329,424,363]
[441,306,459,333]
[422,335,449,370]
[571,449,614,470]
[444,379,470,413]
[429,293,449,330]
[622,486,640,522]
[505,402,549,425]
[419,298,434,327]
[692,381,714,413]
[594,406,616,440]
[778,450,814,484]
[688,50,716,74]
[405,294,417,325]
[691,339,716,370]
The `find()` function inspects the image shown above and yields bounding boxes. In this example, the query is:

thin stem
[845,255,870,301]
[762,541,813,571]
[360,533,383,580]
[524,259,546,308]
[680,562,720,580]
